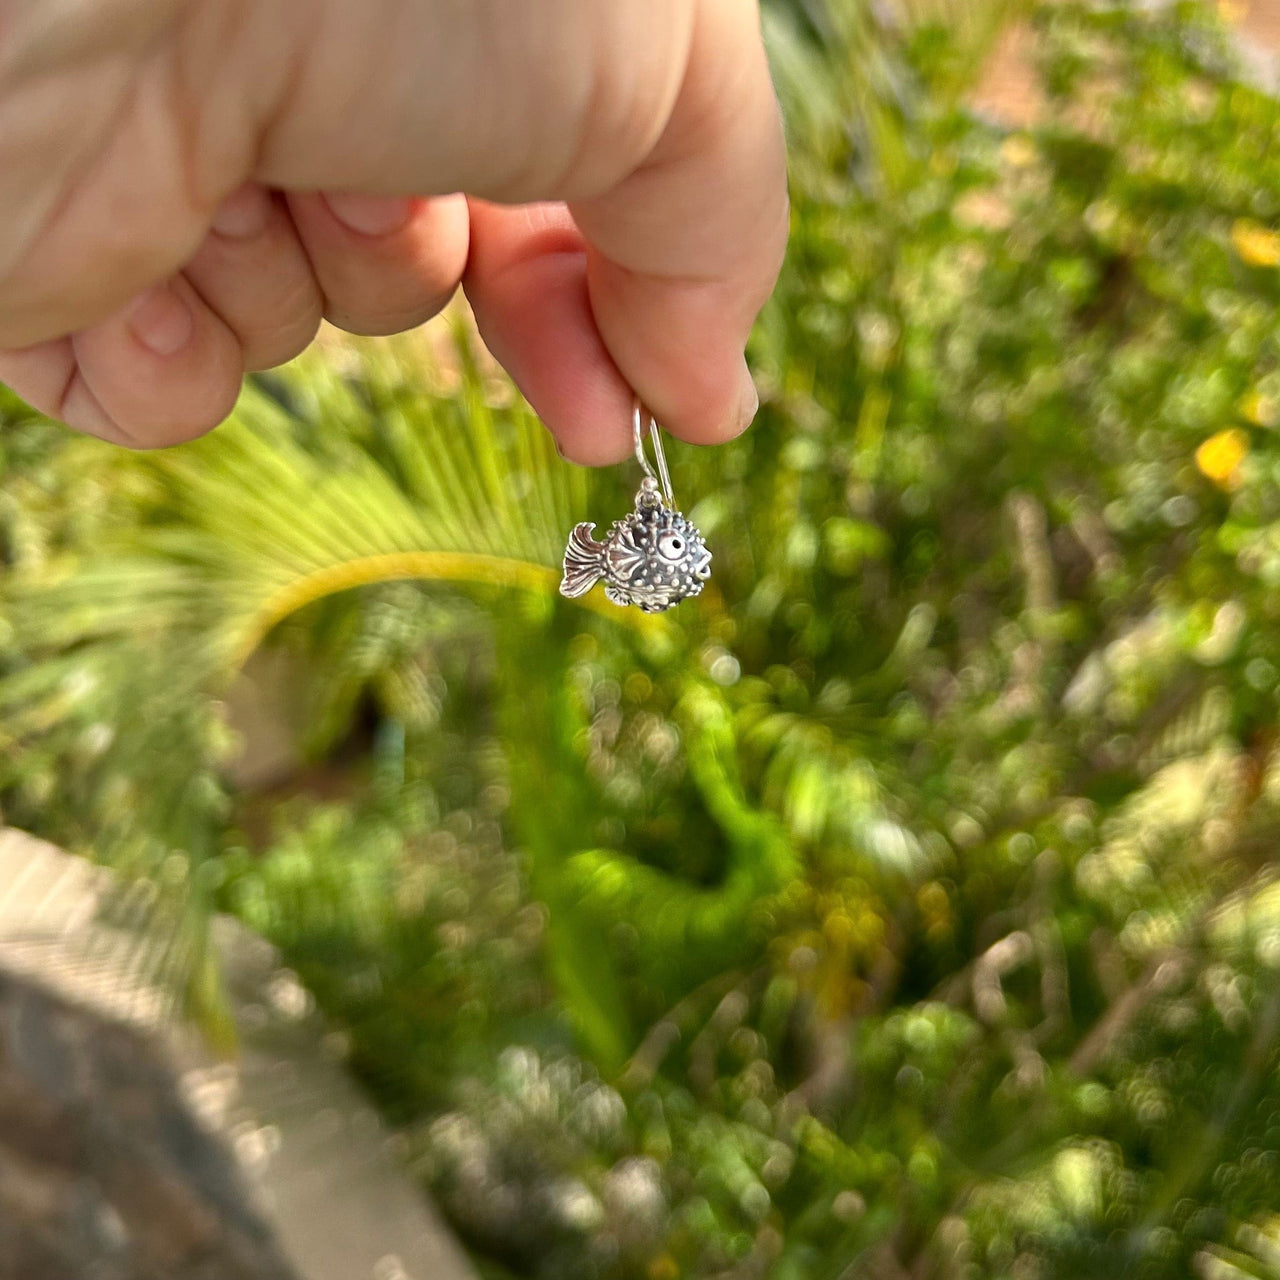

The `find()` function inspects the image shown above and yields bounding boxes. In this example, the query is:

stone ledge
[0,828,476,1280]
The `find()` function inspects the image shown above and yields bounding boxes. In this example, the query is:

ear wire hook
[633,398,674,506]
[560,394,710,611]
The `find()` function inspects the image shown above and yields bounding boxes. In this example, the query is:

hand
[0,0,787,462]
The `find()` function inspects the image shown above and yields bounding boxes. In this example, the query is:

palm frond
[3,330,626,684]
[150,337,589,665]
[0,331,603,1029]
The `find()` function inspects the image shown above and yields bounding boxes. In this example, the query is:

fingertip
[472,253,634,466]
[186,186,324,372]
[0,340,127,444]
[739,367,760,431]
[464,199,637,465]
[556,408,635,466]
[60,369,138,446]
[659,354,759,448]
[582,244,769,450]
[287,192,469,336]
[72,274,244,447]
[718,360,759,443]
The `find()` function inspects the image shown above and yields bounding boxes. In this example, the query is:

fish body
[560,496,711,613]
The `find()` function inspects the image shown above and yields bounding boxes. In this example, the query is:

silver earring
[559,400,712,613]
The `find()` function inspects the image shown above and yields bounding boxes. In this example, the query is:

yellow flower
[1000,135,1038,169]
[1232,219,1280,267]
[1240,389,1279,429]
[1195,429,1249,488]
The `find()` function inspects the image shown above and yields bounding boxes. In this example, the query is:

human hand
[0,0,787,463]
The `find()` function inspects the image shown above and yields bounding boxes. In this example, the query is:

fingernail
[324,192,415,237]
[212,183,270,238]
[127,282,193,356]
[734,367,760,436]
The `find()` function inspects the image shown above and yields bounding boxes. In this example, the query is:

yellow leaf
[1196,429,1249,488]
[1232,219,1280,267]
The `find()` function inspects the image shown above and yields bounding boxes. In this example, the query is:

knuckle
[487,1,694,200]
[562,5,695,195]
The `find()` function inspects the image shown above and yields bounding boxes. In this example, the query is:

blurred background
[5,1,1280,1277]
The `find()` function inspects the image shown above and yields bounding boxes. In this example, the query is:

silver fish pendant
[559,402,711,613]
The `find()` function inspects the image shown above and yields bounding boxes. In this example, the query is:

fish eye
[658,532,686,561]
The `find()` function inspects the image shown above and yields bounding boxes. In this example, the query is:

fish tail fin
[560,523,606,598]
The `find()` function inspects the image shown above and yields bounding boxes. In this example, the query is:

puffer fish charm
[559,402,712,614]
[561,479,712,612]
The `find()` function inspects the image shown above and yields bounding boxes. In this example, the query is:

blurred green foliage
[6,2,1280,1276]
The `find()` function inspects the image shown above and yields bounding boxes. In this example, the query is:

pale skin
[0,0,788,463]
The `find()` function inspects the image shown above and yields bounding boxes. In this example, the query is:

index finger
[460,0,788,461]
